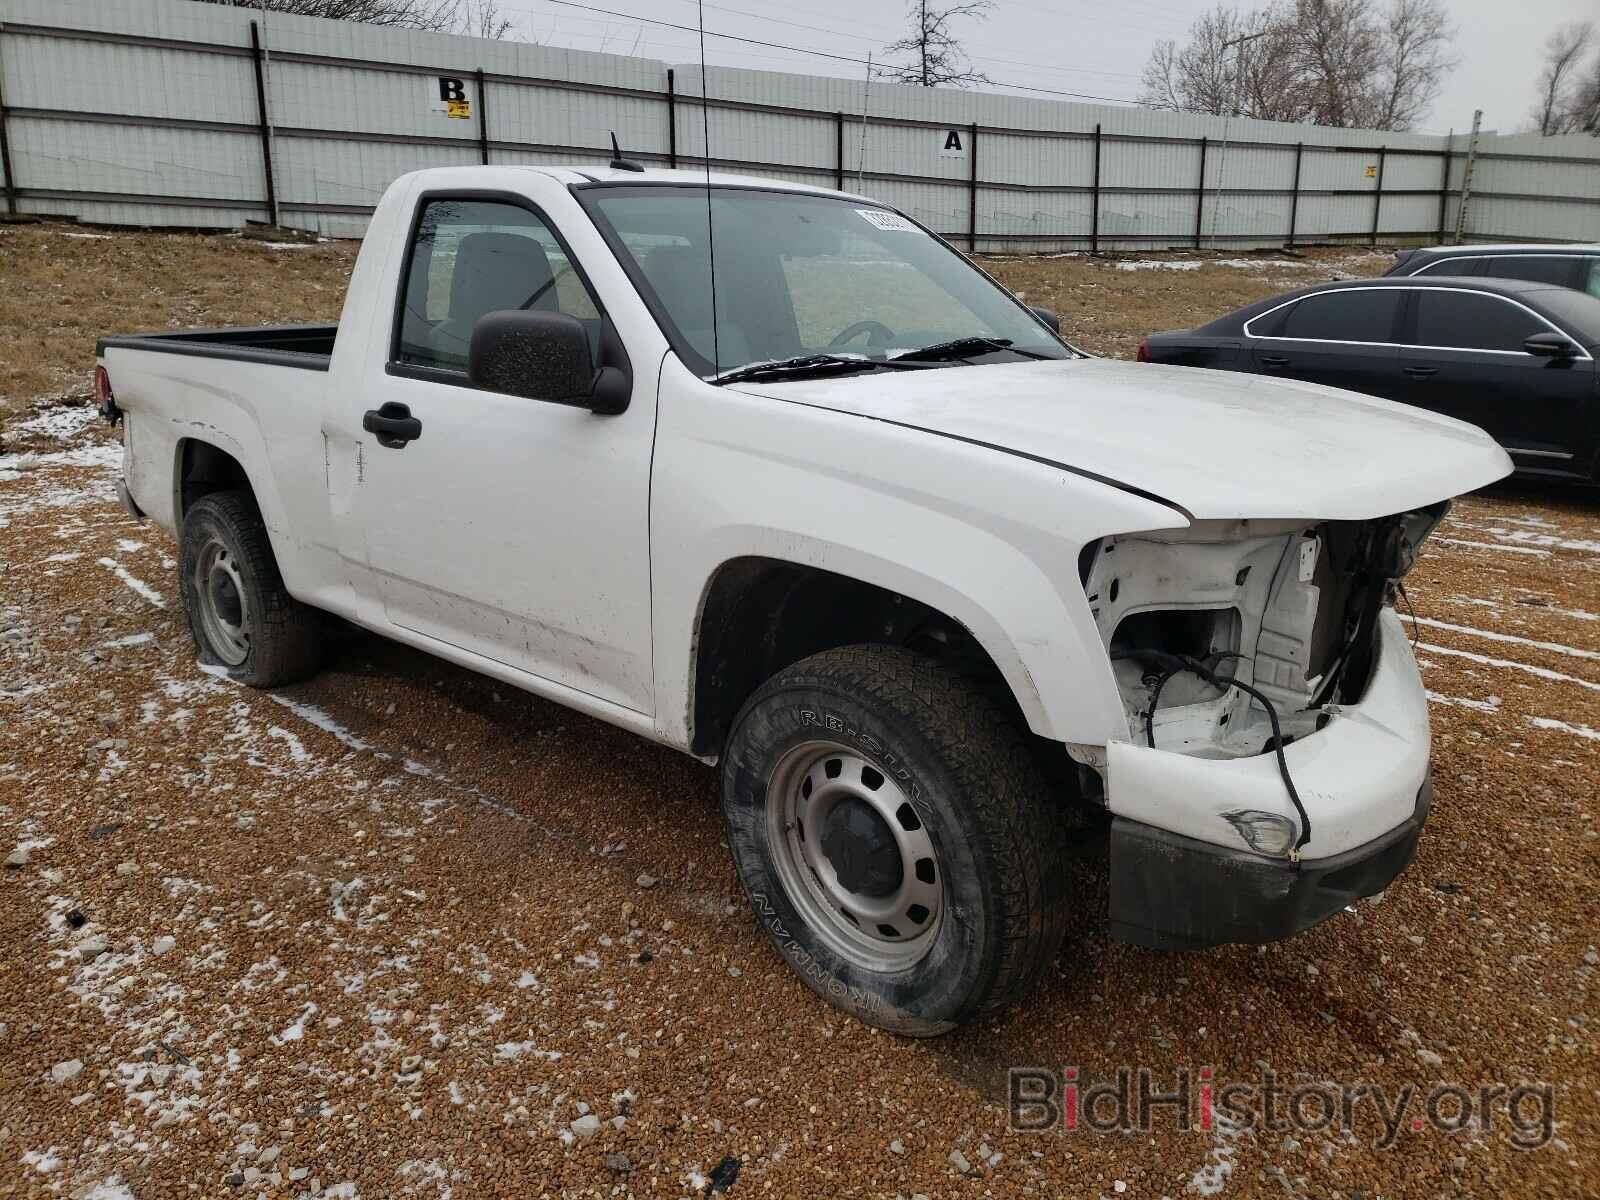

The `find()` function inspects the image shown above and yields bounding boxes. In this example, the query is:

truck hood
[734,358,1513,521]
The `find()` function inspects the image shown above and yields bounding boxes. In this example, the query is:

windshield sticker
[856,209,923,234]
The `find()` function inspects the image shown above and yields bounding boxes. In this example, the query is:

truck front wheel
[721,645,1071,1035]
[178,490,322,687]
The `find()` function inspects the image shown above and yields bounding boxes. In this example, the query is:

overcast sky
[499,0,1597,135]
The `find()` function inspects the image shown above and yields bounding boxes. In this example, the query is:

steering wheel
[828,320,896,349]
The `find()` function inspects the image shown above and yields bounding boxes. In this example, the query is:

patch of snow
[268,725,311,763]
[1433,536,1551,558]
[97,558,166,608]
[1188,1111,1249,1195]
[1425,691,1502,714]
[1484,527,1600,555]
[1417,642,1600,694]
[101,632,155,649]
[1116,258,1202,272]
[1410,616,1600,662]
[1528,716,1600,742]
[6,405,98,441]
[274,1003,318,1044]
[21,1147,61,1174]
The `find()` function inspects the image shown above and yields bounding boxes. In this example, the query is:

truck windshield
[578,186,1075,379]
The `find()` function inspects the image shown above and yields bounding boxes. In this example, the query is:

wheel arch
[687,554,1044,759]
[174,437,255,525]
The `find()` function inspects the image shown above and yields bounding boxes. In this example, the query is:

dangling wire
[1397,581,1420,650]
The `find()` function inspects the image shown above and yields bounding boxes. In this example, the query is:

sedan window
[1484,256,1578,288]
[1413,291,1547,353]
[1277,290,1402,343]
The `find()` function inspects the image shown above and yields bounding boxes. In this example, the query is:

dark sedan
[1138,277,1600,482]
[1386,243,1600,297]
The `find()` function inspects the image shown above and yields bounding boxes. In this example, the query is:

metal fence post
[475,68,489,164]
[248,21,279,227]
[1194,136,1208,248]
[1436,140,1451,241]
[834,111,845,190]
[0,22,16,216]
[1287,141,1302,247]
[1370,145,1386,245]
[967,121,978,253]
[1090,122,1101,255]
[666,69,677,168]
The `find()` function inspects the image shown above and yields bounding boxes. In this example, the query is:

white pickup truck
[97,164,1512,1035]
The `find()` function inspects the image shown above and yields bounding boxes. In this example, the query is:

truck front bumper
[1103,607,1435,950]
[1107,771,1431,949]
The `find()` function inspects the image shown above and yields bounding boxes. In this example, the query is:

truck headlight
[1222,810,1297,857]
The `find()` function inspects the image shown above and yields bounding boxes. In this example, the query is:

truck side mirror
[469,310,629,412]
[1029,305,1061,334]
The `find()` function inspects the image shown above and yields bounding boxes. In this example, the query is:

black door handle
[362,401,422,449]
[1403,366,1439,379]
[1258,354,1290,368]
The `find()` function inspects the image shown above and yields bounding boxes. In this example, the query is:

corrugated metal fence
[1,0,1597,248]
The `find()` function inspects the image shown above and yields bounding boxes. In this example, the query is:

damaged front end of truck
[1074,504,1449,950]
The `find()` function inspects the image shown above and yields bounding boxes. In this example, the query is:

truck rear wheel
[720,645,1070,1035]
[178,490,322,687]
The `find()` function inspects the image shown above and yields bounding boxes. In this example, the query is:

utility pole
[1206,30,1265,250]
[1452,109,1482,245]
[857,52,872,189]
[258,0,281,228]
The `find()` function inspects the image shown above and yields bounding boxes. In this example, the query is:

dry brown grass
[0,222,357,421]
[981,245,1394,359]
[0,221,1394,429]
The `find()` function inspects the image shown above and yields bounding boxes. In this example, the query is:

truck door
[353,194,656,715]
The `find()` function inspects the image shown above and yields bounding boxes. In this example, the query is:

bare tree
[1529,22,1596,134]
[1139,5,1302,121]
[1371,0,1454,128]
[880,0,994,88]
[1139,0,1454,131]
[191,0,515,36]
[1572,53,1600,134]
[451,0,517,39]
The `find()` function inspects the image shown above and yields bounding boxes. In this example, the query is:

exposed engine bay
[1081,504,1448,762]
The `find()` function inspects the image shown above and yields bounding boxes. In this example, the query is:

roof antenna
[608,131,645,172]
[697,0,721,376]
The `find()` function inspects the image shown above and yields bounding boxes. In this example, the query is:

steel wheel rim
[766,739,943,972]
[193,537,251,666]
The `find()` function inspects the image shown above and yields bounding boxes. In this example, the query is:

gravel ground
[1,243,1597,1199]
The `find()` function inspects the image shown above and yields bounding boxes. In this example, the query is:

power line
[537,0,1142,104]
[548,0,1143,83]
[659,0,1146,82]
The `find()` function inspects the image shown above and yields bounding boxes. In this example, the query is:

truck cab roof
[408,163,875,204]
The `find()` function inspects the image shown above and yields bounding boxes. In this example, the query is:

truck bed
[96,324,335,371]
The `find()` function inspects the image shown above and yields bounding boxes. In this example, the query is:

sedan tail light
[1135,338,1153,363]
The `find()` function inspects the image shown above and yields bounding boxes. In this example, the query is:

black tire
[720,644,1071,1036]
[178,490,322,687]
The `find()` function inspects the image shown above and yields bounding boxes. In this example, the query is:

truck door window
[394,198,601,375]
